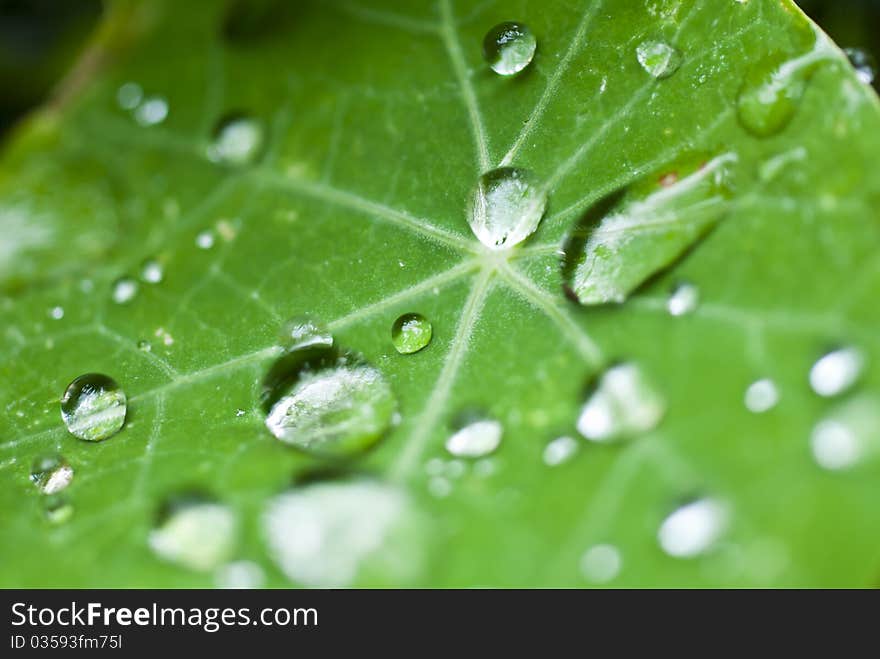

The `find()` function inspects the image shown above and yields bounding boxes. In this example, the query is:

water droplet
[543,435,579,466]
[30,454,73,494]
[580,544,622,583]
[391,313,432,354]
[196,230,215,249]
[482,22,536,76]
[44,495,73,525]
[264,479,421,587]
[428,476,452,498]
[658,498,728,558]
[636,40,682,79]
[140,259,164,283]
[810,395,880,471]
[112,277,138,304]
[134,96,169,126]
[744,378,779,413]
[149,496,237,572]
[279,315,333,354]
[469,167,547,250]
[844,48,876,85]
[215,560,265,589]
[116,82,143,110]
[446,417,502,458]
[809,347,864,397]
[137,340,152,352]
[577,363,665,442]
[60,373,127,442]
[208,114,265,166]
[667,281,699,316]
[49,306,64,320]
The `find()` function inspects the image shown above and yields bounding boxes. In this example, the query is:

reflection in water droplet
[744,378,779,413]
[580,544,622,583]
[264,479,421,587]
[543,435,579,466]
[391,313,432,355]
[809,347,864,397]
[810,395,880,471]
[116,82,143,110]
[112,277,138,304]
[636,40,682,79]
[469,167,547,250]
[208,115,265,166]
[279,316,334,354]
[196,230,215,249]
[577,363,665,442]
[482,22,536,76]
[667,281,699,316]
[134,96,169,126]
[44,495,73,524]
[446,418,502,458]
[149,496,237,572]
[658,498,728,558]
[141,259,164,283]
[216,560,265,589]
[60,373,127,442]
[30,454,73,494]
[844,48,876,85]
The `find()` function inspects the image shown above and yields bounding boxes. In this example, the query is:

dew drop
[149,496,237,572]
[636,40,682,79]
[658,498,728,558]
[208,114,265,166]
[744,378,779,413]
[809,347,864,397]
[844,48,876,85]
[116,82,143,110]
[216,560,265,589]
[49,305,64,320]
[391,313,432,355]
[30,454,74,495]
[543,435,579,466]
[44,495,73,525]
[137,339,152,352]
[810,395,880,471]
[469,167,547,250]
[446,417,502,458]
[263,479,421,587]
[482,22,536,76]
[140,259,164,284]
[667,281,699,316]
[134,96,169,126]
[196,230,215,250]
[580,544,622,583]
[576,363,665,442]
[60,373,127,442]
[112,277,138,304]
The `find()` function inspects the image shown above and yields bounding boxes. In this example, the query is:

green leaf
[2,0,880,587]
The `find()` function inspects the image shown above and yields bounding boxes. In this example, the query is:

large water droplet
[810,394,880,471]
[580,544,622,583]
[263,479,421,587]
[809,346,864,397]
[636,40,682,79]
[658,498,728,558]
[112,277,138,304]
[667,281,699,316]
[744,378,779,413]
[148,496,237,572]
[576,363,665,442]
[30,454,74,494]
[391,313,432,355]
[208,114,265,166]
[446,416,503,458]
[60,373,127,442]
[844,47,876,85]
[482,22,536,76]
[469,167,547,250]
[543,435,579,466]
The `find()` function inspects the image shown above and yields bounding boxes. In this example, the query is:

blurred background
[0,0,877,137]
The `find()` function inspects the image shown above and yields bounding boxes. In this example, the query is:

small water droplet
[636,40,682,79]
[134,96,169,126]
[196,230,215,250]
[744,378,779,413]
[658,498,728,558]
[149,496,237,572]
[116,82,143,110]
[577,363,665,442]
[207,114,265,166]
[137,339,152,352]
[60,373,127,442]
[279,315,334,354]
[264,479,421,587]
[112,277,138,304]
[140,259,164,283]
[844,47,876,85]
[482,22,536,76]
[391,313,432,354]
[543,435,579,466]
[810,394,880,471]
[30,454,73,494]
[809,347,864,397]
[469,167,547,250]
[446,416,502,458]
[667,281,699,316]
[216,560,265,589]
[44,494,73,525]
[49,306,64,320]
[580,544,622,583]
